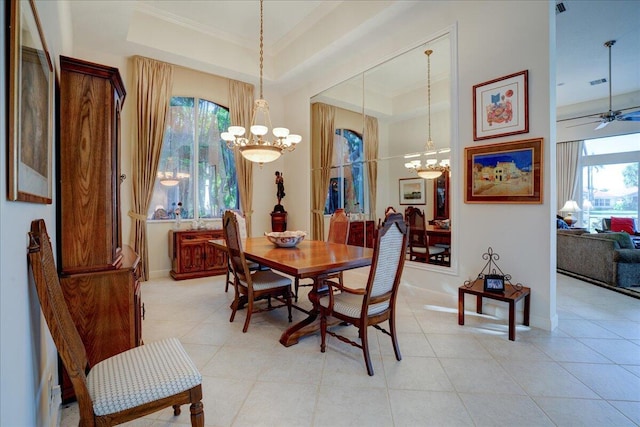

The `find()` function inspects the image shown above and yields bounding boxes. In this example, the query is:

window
[147,97,238,221]
[325,129,366,215]
[580,133,640,232]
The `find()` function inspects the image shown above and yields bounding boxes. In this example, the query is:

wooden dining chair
[318,212,408,376]
[224,210,264,292]
[223,211,293,333]
[27,219,204,426]
[404,206,445,263]
[294,208,349,301]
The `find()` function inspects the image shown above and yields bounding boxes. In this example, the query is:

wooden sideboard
[169,229,227,280]
[348,220,375,248]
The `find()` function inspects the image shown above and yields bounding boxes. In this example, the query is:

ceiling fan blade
[617,110,640,122]
[564,120,601,129]
[594,121,609,130]
[557,113,602,123]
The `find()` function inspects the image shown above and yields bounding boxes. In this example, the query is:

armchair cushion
[88,337,202,416]
[610,217,636,234]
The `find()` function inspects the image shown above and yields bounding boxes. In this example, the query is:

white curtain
[556,140,583,212]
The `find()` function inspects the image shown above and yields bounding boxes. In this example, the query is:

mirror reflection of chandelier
[404,49,450,180]
[221,0,301,165]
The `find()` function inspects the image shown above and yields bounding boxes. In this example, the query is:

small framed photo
[484,274,505,293]
[399,178,425,205]
[473,70,528,141]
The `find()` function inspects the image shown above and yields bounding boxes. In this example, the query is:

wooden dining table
[210,237,374,347]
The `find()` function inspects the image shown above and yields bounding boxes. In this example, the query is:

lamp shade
[560,200,581,213]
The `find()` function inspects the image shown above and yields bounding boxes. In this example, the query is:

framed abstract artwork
[465,138,543,204]
[8,0,54,204]
[399,178,426,205]
[473,70,528,141]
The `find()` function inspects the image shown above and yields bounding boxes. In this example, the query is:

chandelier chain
[259,0,264,100]
[426,49,433,149]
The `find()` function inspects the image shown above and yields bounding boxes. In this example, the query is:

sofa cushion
[610,217,636,234]
[594,232,635,250]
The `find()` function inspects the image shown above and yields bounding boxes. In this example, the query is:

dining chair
[224,210,264,292]
[404,206,445,263]
[318,212,408,376]
[223,211,293,332]
[27,219,204,426]
[294,208,349,301]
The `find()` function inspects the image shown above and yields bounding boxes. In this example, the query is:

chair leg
[173,404,181,416]
[242,298,253,333]
[320,313,327,352]
[389,315,402,362]
[189,400,205,427]
[229,291,239,323]
[360,326,374,376]
[225,267,231,292]
[286,289,293,322]
[294,277,299,302]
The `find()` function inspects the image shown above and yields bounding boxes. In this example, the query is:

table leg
[279,277,327,347]
[523,294,531,326]
[476,295,483,314]
[458,288,465,325]
[508,301,515,341]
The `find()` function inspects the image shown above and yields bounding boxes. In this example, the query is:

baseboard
[557,269,640,300]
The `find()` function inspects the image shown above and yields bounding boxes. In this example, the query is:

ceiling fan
[560,40,640,130]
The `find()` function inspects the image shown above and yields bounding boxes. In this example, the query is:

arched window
[147,96,238,221]
[325,128,366,215]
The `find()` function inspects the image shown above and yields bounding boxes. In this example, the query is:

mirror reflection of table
[210,237,373,346]
[426,225,451,247]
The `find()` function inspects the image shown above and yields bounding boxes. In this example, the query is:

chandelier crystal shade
[405,49,450,180]
[221,0,301,165]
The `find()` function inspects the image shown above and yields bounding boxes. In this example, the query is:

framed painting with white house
[473,70,528,141]
[399,178,426,205]
[465,137,543,204]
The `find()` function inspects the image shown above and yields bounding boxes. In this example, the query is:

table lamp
[560,200,581,227]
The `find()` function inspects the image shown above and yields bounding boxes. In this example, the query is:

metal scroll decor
[463,247,523,291]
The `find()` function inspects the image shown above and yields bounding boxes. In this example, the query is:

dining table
[210,236,373,347]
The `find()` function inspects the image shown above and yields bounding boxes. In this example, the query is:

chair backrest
[384,206,397,216]
[27,220,92,409]
[363,213,408,308]
[222,211,252,284]
[404,207,427,248]
[327,208,349,244]
[231,210,248,239]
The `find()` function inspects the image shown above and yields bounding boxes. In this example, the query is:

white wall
[282,1,557,330]
[0,1,68,425]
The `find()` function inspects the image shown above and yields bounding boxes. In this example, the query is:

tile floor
[60,271,640,426]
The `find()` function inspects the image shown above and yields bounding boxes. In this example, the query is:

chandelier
[221,0,301,165]
[404,49,449,180]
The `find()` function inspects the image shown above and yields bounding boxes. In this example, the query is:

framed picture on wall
[7,0,54,204]
[464,137,543,204]
[399,178,426,205]
[473,70,528,141]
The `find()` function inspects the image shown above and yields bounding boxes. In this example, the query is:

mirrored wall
[310,28,456,269]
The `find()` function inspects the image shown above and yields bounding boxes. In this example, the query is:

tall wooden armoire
[57,56,142,401]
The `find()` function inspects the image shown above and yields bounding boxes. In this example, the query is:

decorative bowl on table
[264,231,307,248]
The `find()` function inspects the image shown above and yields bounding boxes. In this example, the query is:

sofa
[557,230,640,288]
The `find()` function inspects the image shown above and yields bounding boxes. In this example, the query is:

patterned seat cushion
[319,292,389,318]
[242,269,291,291]
[87,337,202,416]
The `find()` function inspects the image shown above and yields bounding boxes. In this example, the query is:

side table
[458,279,531,341]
